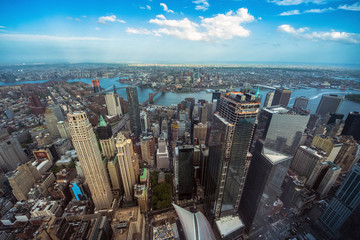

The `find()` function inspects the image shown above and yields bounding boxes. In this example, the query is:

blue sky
[0,0,359,65]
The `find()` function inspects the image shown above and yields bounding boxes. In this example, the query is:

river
[2,77,360,116]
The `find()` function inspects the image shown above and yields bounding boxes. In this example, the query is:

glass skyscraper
[205,91,261,221]
[126,87,141,138]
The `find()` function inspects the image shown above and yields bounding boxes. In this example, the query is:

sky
[0,0,360,65]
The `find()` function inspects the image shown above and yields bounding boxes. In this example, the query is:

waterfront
[2,77,360,116]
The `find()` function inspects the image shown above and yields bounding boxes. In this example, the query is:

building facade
[126,87,141,138]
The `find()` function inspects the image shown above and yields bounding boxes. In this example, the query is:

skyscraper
[68,112,113,210]
[290,146,326,178]
[341,111,360,141]
[97,116,115,159]
[116,133,137,201]
[271,88,292,107]
[92,79,101,93]
[140,135,155,167]
[105,92,122,116]
[126,87,141,138]
[316,94,343,116]
[318,164,360,238]
[204,91,260,238]
[174,145,194,200]
[263,91,274,108]
[293,96,309,109]
[48,104,65,121]
[240,140,292,233]
[44,108,61,137]
[0,128,27,172]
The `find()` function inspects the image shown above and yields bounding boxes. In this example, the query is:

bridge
[254,84,277,90]
[112,113,129,135]
[84,82,152,98]
[141,85,166,107]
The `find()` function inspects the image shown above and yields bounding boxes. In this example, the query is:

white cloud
[74,18,81,22]
[149,8,255,41]
[278,24,360,44]
[339,2,360,11]
[280,7,334,15]
[66,17,73,20]
[0,26,5,28]
[82,15,87,18]
[98,15,126,24]
[95,27,101,31]
[280,10,301,16]
[0,33,112,42]
[268,0,328,6]
[160,3,175,13]
[278,24,308,34]
[140,6,145,9]
[156,14,166,20]
[126,27,152,35]
[146,5,151,10]
[193,0,210,11]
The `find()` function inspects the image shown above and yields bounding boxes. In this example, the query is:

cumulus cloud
[268,0,328,6]
[339,2,360,11]
[146,5,151,10]
[147,8,255,41]
[0,33,112,41]
[98,15,126,24]
[160,3,175,13]
[278,24,360,44]
[193,0,210,11]
[280,7,334,15]
[126,28,152,35]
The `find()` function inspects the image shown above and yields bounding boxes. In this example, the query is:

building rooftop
[263,147,291,164]
[215,215,245,238]
[140,168,147,180]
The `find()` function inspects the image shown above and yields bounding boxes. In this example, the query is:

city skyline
[0,0,359,65]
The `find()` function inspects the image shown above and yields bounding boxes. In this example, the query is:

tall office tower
[293,96,309,109]
[140,111,148,132]
[97,116,115,159]
[140,135,155,167]
[174,145,194,200]
[200,105,207,124]
[134,184,148,212]
[212,91,221,103]
[156,138,169,169]
[177,121,186,139]
[8,162,41,201]
[271,88,292,106]
[116,133,137,202]
[48,104,65,121]
[28,94,45,114]
[311,135,343,162]
[204,91,260,238]
[44,108,61,137]
[318,164,360,238]
[92,79,101,93]
[258,106,309,154]
[205,102,213,122]
[107,156,122,191]
[263,91,274,108]
[334,136,358,173]
[126,87,141,138]
[105,92,122,116]
[0,129,27,172]
[316,94,343,116]
[306,161,341,198]
[240,140,292,233]
[193,122,208,145]
[57,121,71,139]
[290,146,326,178]
[327,113,344,125]
[68,112,113,210]
[342,111,360,141]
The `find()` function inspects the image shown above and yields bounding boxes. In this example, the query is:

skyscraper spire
[99,115,107,127]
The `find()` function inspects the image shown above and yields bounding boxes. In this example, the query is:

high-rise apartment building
[8,162,41,201]
[97,116,116,159]
[0,129,27,172]
[48,104,65,121]
[341,111,360,141]
[193,122,208,145]
[204,91,260,238]
[105,92,122,116]
[126,87,141,138]
[316,94,343,116]
[240,140,292,233]
[293,96,309,109]
[140,135,155,167]
[68,112,113,210]
[271,88,292,107]
[57,121,71,139]
[263,91,274,108]
[116,133,138,201]
[318,164,360,237]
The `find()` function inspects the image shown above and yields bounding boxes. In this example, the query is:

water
[2,77,360,116]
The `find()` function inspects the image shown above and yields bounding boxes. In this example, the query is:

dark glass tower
[204,91,260,221]
[293,96,309,109]
[126,87,141,138]
[315,94,343,116]
[341,111,360,141]
[271,88,292,107]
